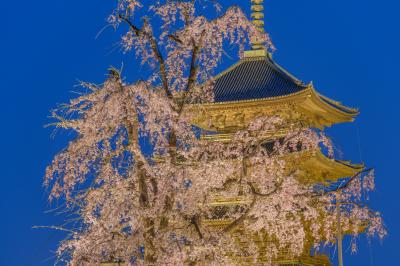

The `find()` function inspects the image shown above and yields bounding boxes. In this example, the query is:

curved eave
[194,81,357,117]
[287,149,365,184]
[308,85,359,123]
[318,93,359,115]
[194,85,310,107]
[186,87,309,131]
[187,85,359,131]
[293,85,359,129]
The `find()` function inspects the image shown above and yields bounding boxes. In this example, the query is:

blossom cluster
[45,1,385,265]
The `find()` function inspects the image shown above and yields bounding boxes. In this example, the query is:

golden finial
[245,0,268,57]
[250,0,265,50]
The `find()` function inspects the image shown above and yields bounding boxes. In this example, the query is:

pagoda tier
[202,208,333,265]
[188,52,362,265]
[187,53,358,132]
[285,149,364,184]
[185,52,362,186]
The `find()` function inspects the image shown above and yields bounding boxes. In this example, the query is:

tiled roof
[213,56,307,102]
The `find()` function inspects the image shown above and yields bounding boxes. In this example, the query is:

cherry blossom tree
[44,1,385,265]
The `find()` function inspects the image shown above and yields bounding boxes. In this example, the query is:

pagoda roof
[285,149,365,185]
[187,53,359,131]
[213,55,307,102]
[211,54,357,116]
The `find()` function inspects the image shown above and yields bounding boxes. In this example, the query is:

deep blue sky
[1,0,398,265]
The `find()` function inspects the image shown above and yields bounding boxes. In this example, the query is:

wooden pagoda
[100,1,362,265]
[187,0,363,265]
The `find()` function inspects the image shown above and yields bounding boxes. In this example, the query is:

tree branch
[191,215,203,239]
[118,14,172,100]
[177,32,206,115]
[313,168,374,197]
[334,168,373,192]
[167,34,183,44]
[222,195,256,233]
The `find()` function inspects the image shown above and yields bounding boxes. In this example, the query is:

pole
[336,195,343,266]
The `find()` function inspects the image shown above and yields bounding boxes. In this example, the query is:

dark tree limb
[118,14,173,100]
[191,215,204,239]
[222,195,256,233]
[177,31,206,115]
[312,168,374,197]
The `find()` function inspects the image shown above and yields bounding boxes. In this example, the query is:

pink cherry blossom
[44,1,385,265]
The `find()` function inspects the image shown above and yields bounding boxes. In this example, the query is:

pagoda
[188,0,363,265]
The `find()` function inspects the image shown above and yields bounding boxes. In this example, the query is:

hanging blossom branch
[117,14,173,99]
[43,1,385,265]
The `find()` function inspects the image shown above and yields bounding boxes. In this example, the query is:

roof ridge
[266,58,306,87]
[211,59,246,81]
[216,56,307,88]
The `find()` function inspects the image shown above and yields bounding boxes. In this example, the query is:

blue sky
[1,0,398,265]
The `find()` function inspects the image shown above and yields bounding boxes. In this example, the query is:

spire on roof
[245,0,269,58]
[250,0,265,50]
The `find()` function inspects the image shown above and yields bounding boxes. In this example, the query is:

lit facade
[186,1,362,265]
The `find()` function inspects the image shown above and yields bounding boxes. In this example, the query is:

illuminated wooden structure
[188,53,362,185]
[187,0,363,265]
[102,1,361,265]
